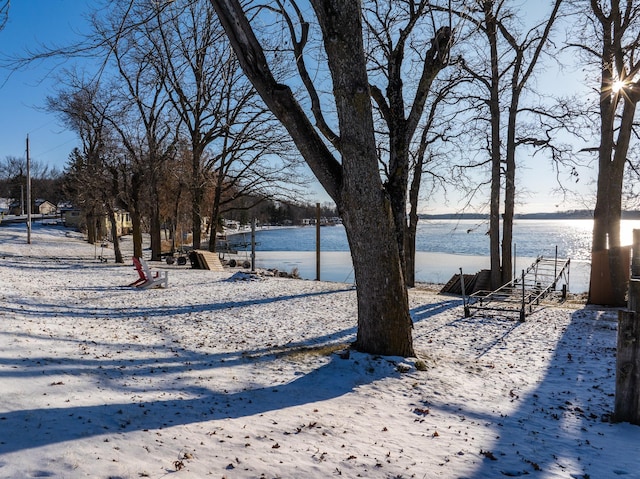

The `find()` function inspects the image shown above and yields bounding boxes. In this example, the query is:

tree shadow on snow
[0,286,355,322]
[0,286,404,456]
[423,306,640,479]
[0,344,400,455]
[411,297,464,324]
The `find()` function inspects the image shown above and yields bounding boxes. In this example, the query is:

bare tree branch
[0,0,8,32]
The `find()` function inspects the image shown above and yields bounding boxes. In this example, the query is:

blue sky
[0,1,596,213]
[0,0,92,173]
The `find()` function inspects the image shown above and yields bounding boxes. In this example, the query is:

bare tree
[93,2,179,261]
[212,0,415,356]
[273,0,454,287]
[0,1,8,32]
[0,156,52,180]
[569,0,640,305]
[63,149,102,244]
[449,0,564,288]
[204,100,301,251]
[0,155,62,217]
[406,75,463,283]
[362,1,454,287]
[145,0,299,252]
[147,0,229,250]
[48,77,127,262]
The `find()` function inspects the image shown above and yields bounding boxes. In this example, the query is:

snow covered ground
[0,223,638,478]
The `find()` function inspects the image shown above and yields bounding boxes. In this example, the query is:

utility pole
[26,135,31,244]
[251,217,256,273]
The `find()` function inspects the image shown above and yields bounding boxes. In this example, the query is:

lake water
[228,219,640,293]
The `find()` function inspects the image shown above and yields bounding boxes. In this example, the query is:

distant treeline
[420,210,640,220]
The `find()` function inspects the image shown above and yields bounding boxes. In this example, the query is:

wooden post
[315,203,320,281]
[460,268,471,317]
[632,229,640,278]
[520,269,525,322]
[553,245,558,290]
[26,135,32,245]
[615,299,640,424]
[250,218,256,273]
[614,231,640,423]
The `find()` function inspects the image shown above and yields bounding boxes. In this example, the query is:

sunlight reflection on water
[240,219,640,294]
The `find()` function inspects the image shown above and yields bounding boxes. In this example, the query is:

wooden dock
[189,250,225,272]
[464,255,571,321]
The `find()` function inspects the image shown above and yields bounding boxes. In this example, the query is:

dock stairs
[453,255,571,321]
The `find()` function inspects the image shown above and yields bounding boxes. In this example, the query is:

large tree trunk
[192,198,202,250]
[150,200,162,261]
[588,7,639,306]
[590,98,636,305]
[405,220,417,288]
[405,149,423,288]
[207,167,226,253]
[191,146,204,251]
[147,159,164,261]
[502,100,518,285]
[130,209,143,259]
[387,153,409,284]
[591,160,626,305]
[85,211,97,244]
[501,175,514,285]
[212,0,414,356]
[608,98,637,305]
[314,0,414,356]
[343,194,414,356]
[106,208,124,264]
[485,3,502,290]
[207,178,224,253]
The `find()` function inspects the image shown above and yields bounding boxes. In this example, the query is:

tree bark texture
[85,211,97,245]
[130,209,143,260]
[485,2,502,290]
[501,93,518,286]
[313,0,414,356]
[207,175,224,253]
[615,306,640,425]
[212,0,414,356]
[150,199,162,261]
[369,15,451,288]
[405,160,422,288]
[106,209,124,264]
[191,144,207,251]
[588,1,639,306]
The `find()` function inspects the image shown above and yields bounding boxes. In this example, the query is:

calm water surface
[230,219,640,293]
[246,220,599,259]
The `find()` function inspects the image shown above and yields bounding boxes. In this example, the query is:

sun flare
[612,79,626,93]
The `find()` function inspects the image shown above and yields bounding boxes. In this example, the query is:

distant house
[61,207,83,229]
[0,198,9,215]
[4,199,57,216]
[111,210,132,237]
[61,207,132,239]
[35,199,57,215]
[224,219,240,230]
[8,201,22,215]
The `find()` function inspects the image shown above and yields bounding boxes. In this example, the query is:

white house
[35,199,57,215]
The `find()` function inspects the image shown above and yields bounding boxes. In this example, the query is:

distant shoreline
[420,210,640,220]
[420,210,586,220]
